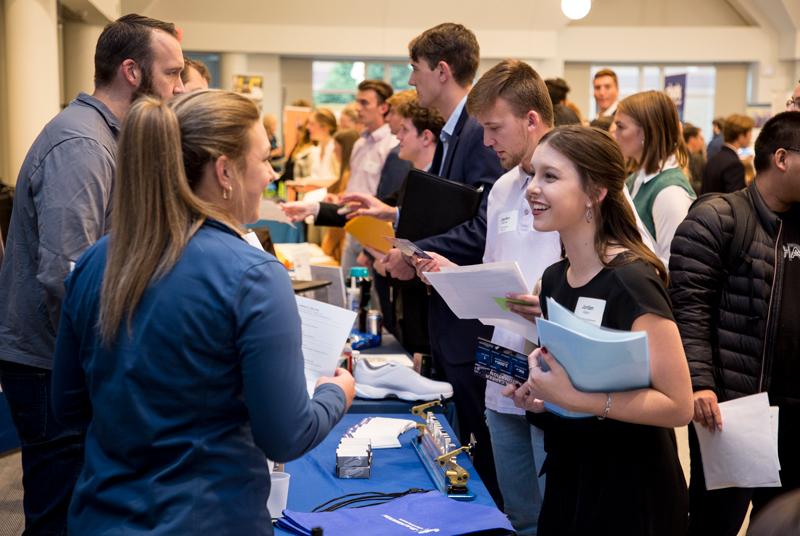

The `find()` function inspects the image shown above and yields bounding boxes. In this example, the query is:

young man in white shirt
[340,79,398,272]
[414,59,561,536]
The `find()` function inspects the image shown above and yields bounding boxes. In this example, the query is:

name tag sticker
[498,210,518,234]
[574,297,606,325]
[363,161,381,174]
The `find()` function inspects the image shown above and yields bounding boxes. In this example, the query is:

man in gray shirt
[0,14,184,534]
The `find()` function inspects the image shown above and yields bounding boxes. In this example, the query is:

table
[273,413,497,535]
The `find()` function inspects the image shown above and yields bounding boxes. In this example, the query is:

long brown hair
[99,91,260,345]
[329,127,360,194]
[617,90,688,175]
[539,125,668,283]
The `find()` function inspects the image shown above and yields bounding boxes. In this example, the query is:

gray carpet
[0,450,23,536]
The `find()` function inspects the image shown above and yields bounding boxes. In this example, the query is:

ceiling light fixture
[561,0,591,20]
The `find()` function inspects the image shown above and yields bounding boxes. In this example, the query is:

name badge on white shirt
[498,210,518,234]
[574,297,606,325]
[363,161,381,174]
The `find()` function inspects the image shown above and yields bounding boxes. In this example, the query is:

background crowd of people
[0,12,799,536]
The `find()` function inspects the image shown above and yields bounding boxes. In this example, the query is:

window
[183,53,220,89]
[313,61,413,106]
[590,65,716,137]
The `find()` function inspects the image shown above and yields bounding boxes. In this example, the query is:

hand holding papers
[534,298,651,419]
[382,237,433,260]
[258,199,296,227]
[422,261,539,342]
[295,296,357,397]
[693,393,781,490]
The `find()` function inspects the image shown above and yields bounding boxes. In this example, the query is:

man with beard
[0,14,184,535]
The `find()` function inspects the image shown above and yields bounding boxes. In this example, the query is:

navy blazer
[415,107,504,366]
[701,145,745,195]
[377,145,413,200]
[415,107,504,266]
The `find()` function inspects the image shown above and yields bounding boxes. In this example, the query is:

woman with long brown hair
[50,91,354,535]
[320,127,360,261]
[503,125,692,535]
[614,90,696,268]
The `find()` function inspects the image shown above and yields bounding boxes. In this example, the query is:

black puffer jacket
[669,180,783,402]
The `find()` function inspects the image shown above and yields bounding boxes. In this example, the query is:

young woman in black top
[502,125,693,535]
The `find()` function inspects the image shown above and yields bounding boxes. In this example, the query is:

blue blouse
[52,219,346,535]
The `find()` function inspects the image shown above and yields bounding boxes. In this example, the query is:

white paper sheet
[693,392,781,490]
[295,296,357,397]
[242,231,265,251]
[302,187,328,204]
[424,262,538,341]
[310,264,346,308]
[258,199,296,227]
[275,243,312,280]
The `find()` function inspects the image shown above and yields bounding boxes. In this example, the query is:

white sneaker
[354,359,454,401]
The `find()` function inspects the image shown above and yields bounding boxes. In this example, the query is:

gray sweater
[0,93,119,369]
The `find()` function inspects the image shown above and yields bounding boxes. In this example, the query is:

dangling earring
[222,187,229,200]
[586,203,593,223]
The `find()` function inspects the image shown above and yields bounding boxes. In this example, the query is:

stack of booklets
[536,298,651,419]
[275,491,514,536]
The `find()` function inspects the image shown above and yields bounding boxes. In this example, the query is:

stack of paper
[342,417,416,449]
[535,298,651,419]
[693,392,781,490]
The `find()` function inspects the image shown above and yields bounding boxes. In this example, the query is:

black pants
[687,406,800,535]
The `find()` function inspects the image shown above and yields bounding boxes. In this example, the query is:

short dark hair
[181,57,211,85]
[357,79,393,105]
[466,59,554,128]
[712,117,725,130]
[754,111,800,173]
[94,14,178,88]
[396,100,445,140]
[589,115,614,131]
[409,23,480,88]
[682,123,701,143]
[545,78,570,105]
[594,69,618,88]
[553,105,581,127]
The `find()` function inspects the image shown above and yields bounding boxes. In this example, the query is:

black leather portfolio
[395,168,483,242]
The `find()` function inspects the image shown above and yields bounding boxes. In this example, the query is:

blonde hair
[99,91,260,345]
[618,91,688,175]
[312,108,337,135]
[386,89,417,109]
[262,113,278,133]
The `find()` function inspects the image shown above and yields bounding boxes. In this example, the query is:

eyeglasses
[787,98,800,110]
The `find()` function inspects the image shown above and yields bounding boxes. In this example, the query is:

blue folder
[536,298,651,419]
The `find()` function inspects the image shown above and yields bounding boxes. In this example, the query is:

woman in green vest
[614,91,696,269]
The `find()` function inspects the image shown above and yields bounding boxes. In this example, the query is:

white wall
[0,0,10,186]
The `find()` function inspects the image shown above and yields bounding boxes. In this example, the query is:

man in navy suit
[381,22,506,508]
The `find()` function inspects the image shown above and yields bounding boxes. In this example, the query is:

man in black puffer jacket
[670,111,800,536]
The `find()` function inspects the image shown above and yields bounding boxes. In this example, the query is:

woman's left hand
[501,347,577,412]
[505,293,541,325]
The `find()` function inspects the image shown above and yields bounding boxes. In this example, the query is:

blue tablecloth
[247,220,304,243]
[273,413,497,535]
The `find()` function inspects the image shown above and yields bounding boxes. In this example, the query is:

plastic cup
[267,472,290,519]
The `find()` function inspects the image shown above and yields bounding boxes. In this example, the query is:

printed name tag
[363,161,381,174]
[574,297,606,325]
[498,210,518,234]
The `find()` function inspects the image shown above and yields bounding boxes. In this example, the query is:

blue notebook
[535,298,651,419]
